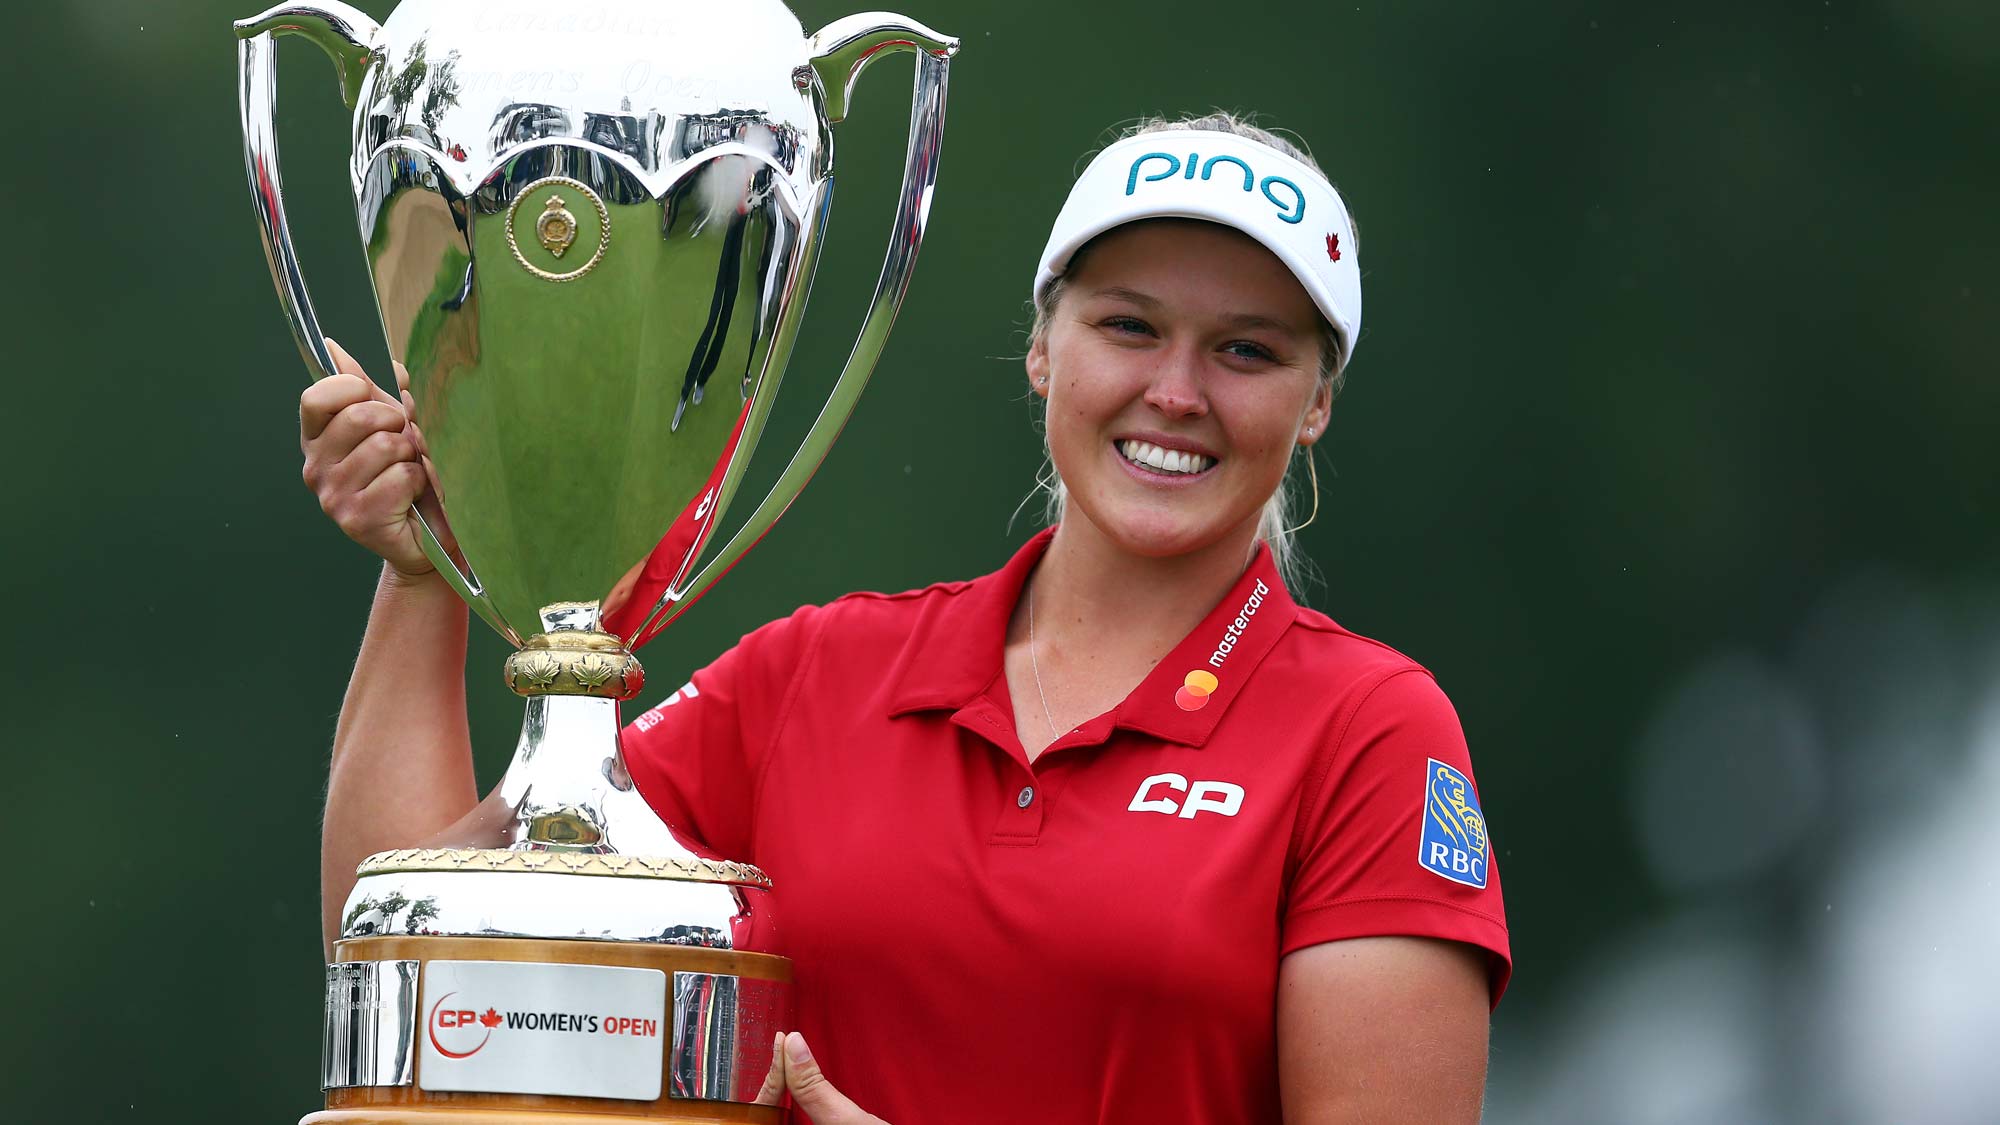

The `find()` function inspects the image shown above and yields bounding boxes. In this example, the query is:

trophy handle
[235,4,510,638]
[658,15,959,623]
[233,2,379,381]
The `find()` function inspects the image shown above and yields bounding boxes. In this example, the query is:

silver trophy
[234,1,955,1119]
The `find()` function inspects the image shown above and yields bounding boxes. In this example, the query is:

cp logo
[1127,773,1245,819]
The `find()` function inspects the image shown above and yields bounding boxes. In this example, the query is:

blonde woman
[303,113,1509,1123]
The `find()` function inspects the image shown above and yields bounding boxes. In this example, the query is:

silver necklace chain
[1027,578,1062,738]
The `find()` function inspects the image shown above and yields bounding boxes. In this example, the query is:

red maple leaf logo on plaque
[478,1008,504,1028]
[1325,233,1341,262]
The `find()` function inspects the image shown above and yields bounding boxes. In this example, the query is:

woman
[301,113,1509,1124]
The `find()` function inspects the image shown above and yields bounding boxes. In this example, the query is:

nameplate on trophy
[417,961,667,1100]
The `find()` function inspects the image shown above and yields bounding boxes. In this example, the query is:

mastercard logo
[1174,669,1220,711]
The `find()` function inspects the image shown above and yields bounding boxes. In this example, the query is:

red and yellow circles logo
[1174,669,1220,711]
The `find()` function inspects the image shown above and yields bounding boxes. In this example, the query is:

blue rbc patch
[1419,759,1490,889]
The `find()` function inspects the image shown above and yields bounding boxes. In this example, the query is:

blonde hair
[1027,111,1350,592]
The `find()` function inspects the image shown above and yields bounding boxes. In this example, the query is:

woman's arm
[319,565,477,950]
[302,342,479,952]
[1277,937,1491,1124]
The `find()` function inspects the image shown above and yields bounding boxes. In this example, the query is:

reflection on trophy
[233,1,956,1119]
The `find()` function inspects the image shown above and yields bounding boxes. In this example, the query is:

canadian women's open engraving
[670,972,788,1101]
[322,960,420,1089]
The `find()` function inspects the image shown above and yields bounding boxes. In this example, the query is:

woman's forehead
[1068,220,1317,325]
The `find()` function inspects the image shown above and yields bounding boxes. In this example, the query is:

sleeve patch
[1419,758,1490,889]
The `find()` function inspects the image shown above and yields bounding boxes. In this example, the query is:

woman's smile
[1112,434,1220,481]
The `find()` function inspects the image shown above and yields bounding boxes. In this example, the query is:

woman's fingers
[751,1032,787,1106]
[300,372,378,445]
[781,1033,886,1125]
[318,400,412,463]
[348,461,430,527]
[299,337,438,576]
[326,335,362,375]
[330,427,422,490]
[325,337,399,401]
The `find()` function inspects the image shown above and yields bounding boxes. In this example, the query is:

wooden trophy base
[309,935,790,1124]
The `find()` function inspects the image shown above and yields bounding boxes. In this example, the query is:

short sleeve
[1282,668,1512,1002]
[621,604,824,864]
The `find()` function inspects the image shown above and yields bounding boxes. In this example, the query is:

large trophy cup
[233,2,955,1120]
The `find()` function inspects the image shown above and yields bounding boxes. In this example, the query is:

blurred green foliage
[2,1,1993,1120]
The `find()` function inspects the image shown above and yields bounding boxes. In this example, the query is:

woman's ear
[1026,335,1051,399]
[1298,379,1333,445]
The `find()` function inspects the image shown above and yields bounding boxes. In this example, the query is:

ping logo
[1128,772,1244,819]
[1126,151,1307,225]
[1175,669,1219,711]
[1419,758,1490,889]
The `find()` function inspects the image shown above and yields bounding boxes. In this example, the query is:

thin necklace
[1027,577,1062,738]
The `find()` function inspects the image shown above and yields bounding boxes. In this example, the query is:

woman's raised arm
[301,340,478,953]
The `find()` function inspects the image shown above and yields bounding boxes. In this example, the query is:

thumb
[324,337,401,407]
[783,1032,880,1124]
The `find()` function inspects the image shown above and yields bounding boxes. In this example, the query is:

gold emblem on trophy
[503,175,612,282]
[536,194,578,257]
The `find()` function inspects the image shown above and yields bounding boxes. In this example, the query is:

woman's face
[1029,220,1332,562]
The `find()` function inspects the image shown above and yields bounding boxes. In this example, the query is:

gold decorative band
[504,630,644,699]
[357,848,773,889]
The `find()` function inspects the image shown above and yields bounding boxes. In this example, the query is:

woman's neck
[1028,514,1263,663]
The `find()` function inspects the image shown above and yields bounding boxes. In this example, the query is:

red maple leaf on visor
[478,1008,504,1028]
[1325,233,1341,262]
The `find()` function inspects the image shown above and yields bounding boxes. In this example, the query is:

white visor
[1032,129,1361,373]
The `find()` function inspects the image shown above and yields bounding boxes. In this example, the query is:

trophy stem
[495,693,628,848]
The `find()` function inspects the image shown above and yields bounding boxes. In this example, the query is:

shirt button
[1017,786,1035,809]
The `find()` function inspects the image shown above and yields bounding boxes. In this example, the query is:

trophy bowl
[233,1,956,1119]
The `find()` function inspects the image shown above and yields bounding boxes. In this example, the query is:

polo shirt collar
[883,528,1051,716]
[886,528,1299,749]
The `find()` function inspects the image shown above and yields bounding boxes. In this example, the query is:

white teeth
[1118,440,1213,475]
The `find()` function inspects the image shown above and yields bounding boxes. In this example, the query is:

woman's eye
[1100,316,1154,336]
[1223,340,1278,362]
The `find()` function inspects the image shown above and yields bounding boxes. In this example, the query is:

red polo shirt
[624,529,1509,1123]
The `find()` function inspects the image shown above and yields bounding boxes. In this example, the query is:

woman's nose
[1143,345,1209,418]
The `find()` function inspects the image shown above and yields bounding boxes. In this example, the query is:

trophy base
[304,1105,777,1123]
[304,1107,777,1124]
[318,935,790,1123]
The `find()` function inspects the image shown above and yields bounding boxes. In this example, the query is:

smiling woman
[300,107,1506,1125]
[1030,114,1354,591]
[1029,220,1330,571]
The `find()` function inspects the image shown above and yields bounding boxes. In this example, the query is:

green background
[5,1,1996,1121]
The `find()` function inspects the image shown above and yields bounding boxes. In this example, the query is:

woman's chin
[1085,511,1238,563]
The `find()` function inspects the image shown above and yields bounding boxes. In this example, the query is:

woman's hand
[299,337,438,579]
[754,1032,888,1124]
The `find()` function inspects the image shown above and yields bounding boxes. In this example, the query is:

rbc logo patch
[1420,759,1490,889]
